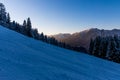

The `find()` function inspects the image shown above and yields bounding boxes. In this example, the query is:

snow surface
[0,26,120,80]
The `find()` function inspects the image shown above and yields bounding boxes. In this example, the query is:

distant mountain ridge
[52,28,120,51]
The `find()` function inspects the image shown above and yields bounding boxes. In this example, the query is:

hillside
[0,26,120,80]
[53,28,120,50]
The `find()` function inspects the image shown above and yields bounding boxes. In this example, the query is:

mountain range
[52,28,120,51]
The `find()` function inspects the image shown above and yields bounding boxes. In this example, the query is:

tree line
[89,35,120,63]
[0,3,87,53]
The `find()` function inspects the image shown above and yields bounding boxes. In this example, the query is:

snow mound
[0,26,120,80]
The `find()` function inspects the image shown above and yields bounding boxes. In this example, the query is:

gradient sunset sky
[1,0,120,35]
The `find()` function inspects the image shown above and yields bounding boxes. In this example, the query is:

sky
[0,0,120,35]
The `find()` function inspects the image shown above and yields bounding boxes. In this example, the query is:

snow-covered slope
[0,26,120,80]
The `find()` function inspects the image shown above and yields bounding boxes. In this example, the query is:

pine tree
[110,38,117,60]
[99,38,108,58]
[31,28,39,39]
[23,20,27,27]
[89,39,94,54]
[112,35,120,62]
[6,13,10,24]
[44,35,48,42]
[26,17,32,37]
[92,36,101,56]
[0,3,6,23]
[15,22,20,32]
[98,38,104,57]
[10,21,16,30]
[39,32,44,41]
[106,37,111,59]
[114,35,120,48]
[106,37,117,60]
[21,20,27,35]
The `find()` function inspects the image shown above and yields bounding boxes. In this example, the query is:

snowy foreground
[0,26,120,80]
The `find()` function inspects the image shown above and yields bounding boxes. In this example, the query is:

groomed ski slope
[0,26,120,80]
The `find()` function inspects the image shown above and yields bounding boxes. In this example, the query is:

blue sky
[1,0,120,35]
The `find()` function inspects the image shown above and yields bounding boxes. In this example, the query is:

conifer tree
[6,13,10,24]
[26,17,32,37]
[39,32,44,41]
[31,28,39,39]
[23,20,27,27]
[92,36,101,56]
[98,38,104,57]
[110,38,117,60]
[20,20,27,35]
[89,39,94,54]
[0,3,6,22]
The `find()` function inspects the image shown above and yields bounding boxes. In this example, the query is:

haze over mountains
[53,28,120,51]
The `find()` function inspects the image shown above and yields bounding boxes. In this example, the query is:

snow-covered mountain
[1,26,120,80]
[53,28,120,51]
